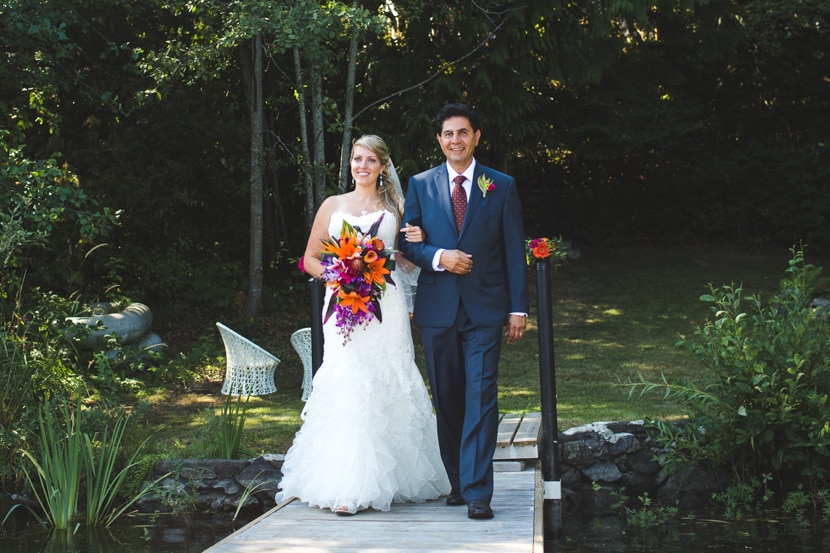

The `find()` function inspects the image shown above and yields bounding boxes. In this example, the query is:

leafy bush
[0,288,86,483]
[631,246,830,481]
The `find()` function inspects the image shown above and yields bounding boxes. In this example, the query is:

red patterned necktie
[452,175,467,232]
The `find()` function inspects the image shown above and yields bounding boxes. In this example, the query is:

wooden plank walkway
[495,412,541,467]
[204,413,543,553]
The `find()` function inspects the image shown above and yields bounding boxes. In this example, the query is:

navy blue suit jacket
[401,162,529,327]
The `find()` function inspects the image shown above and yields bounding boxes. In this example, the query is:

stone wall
[136,454,285,515]
[558,420,730,515]
[137,421,731,517]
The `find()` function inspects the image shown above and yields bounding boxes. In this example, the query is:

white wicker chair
[290,328,314,401]
[216,322,280,396]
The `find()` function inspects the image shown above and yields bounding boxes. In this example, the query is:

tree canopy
[2,0,828,321]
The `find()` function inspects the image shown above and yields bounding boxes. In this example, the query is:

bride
[276,135,451,515]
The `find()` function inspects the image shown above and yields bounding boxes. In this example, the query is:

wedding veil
[387,159,420,314]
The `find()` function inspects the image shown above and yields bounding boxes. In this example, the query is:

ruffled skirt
[276,265,450,512]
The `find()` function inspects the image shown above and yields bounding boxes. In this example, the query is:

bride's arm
[302,197,339,280]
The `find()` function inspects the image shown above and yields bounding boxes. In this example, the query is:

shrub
[0,288,85,484]
[631,246,830,481]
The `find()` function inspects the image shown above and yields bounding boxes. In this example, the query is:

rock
[67,303,153,346]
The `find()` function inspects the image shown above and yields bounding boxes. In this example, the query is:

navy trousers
[420,302,503,502]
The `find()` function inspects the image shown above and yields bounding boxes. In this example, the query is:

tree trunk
[243,33,264,320]
[294,47,314,232]
[338,31,359,192]
[311,64,326,209]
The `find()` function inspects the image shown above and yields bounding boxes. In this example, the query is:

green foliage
[13,399,85,529]
[0,285,87,482]
[713,476,830,526]
[82,407,160,526]
[630,246,830,480]
[151,461,199,519]
[1,144,120,295]
[233,470,268,522]
[609,487,679,528]
[195,394,252,459]
[4,398,164,529]
[711,475,775,520]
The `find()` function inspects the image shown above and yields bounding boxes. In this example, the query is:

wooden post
[309,278,324,375]
[535,260,562,534]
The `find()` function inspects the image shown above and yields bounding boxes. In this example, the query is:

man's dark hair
[434,103,480,134]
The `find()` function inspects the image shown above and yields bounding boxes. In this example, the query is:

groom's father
[401,103,529,519]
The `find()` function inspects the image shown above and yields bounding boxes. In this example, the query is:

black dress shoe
[446,490,465,506]
[467,499,494,519]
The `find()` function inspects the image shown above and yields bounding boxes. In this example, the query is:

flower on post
[525,236,569,266]
[477,174,495,198]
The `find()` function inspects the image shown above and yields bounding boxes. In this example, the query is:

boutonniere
[477,174,495,198]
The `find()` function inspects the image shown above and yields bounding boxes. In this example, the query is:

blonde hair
[352,135,404,220]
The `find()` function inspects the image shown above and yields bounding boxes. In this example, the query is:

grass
[541,244,788,429]
[139,244,817,457]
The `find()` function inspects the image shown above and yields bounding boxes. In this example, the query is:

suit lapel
[431,166,456,232]
[461,165,487,237]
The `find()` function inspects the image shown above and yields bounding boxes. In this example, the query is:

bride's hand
[400,223,425,243]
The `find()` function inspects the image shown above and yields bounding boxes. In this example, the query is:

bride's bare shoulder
[316,195,347,216]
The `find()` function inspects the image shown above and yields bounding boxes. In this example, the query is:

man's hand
[440,250,473,274]
[505,314,527,344]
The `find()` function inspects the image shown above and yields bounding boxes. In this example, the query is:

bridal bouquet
[319,213,396,342]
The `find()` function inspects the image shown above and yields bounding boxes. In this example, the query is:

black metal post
[309,278,324,376]
[535,260,562,534]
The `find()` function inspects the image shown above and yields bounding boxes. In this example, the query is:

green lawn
[528,245,789,430]
[143,244,813,457]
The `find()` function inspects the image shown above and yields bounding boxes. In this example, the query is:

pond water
[551,512,830,553]
[4,502,830,552]
[0,506,258,553]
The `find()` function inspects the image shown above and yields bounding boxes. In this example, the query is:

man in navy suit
[401,103,529,519]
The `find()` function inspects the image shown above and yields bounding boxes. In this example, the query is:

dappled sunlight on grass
[597,341,625,349]
[499,387,537,399]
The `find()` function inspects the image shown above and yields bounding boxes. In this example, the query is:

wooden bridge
[204,413,544,553]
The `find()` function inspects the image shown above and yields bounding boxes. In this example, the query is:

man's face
[437,116,481,172]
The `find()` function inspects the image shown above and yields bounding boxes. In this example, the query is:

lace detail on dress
[275,210,450,512]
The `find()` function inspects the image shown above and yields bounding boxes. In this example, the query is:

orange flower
[338,289,370,314]
[532,241,551,259]
[321,233,358,260]
[369,238,386,252]
[363,249,379,263]
[364,257,391,286]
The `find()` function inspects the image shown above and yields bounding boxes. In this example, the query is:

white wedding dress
[276,210,450,512]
